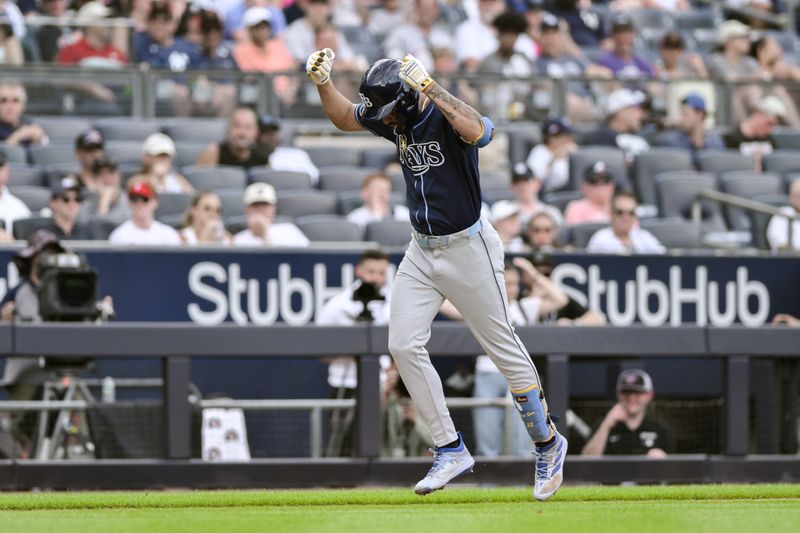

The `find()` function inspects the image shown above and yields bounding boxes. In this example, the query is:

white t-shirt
[586,227,665,254]
[346,205,410,230]
[766,206,800,251]
[454,20,536,65]
[0,186,32,234]
[232,224,310,247]
[476,297,541,374]
[108,219,182,245]
[179,226,232,245]
[527,144,570,193]
[316,281,391,389]
[268,146,320,186]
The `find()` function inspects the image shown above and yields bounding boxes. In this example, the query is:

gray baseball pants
[388,217,544,447]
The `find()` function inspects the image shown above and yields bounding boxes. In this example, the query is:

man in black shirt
[724,95,786,171]
[581,369,674,456]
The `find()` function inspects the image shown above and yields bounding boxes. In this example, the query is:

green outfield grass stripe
[0,485,798,511]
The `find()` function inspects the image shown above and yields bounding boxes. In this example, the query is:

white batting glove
[306,48,336,86]
[399,53,433,93]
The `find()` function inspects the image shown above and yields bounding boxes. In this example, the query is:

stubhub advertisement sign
[0,247,798,326]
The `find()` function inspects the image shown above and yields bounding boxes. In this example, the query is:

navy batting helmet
[358,59,419,125]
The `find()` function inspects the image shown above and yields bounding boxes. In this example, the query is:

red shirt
[57,38,128,65]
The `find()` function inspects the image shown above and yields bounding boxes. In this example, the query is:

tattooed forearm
[424,81,483,141]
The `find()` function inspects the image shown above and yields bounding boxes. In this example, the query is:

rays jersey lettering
[398,134,445,174]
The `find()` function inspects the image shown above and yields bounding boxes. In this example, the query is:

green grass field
[1,484,798,533]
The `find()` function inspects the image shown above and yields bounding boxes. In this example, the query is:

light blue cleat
[414,432,475,495]
[533,431,568,501]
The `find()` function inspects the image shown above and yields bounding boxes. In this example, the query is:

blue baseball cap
[542,117,574,138]
[682,93,707,114]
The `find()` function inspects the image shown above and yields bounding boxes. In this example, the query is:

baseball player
[306,48,567,500]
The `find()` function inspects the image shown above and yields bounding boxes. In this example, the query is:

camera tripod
[34,368,96,460]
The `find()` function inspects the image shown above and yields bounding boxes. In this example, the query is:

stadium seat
[162,119,227,143]
[361,145,398,169]
[174,141,210,168]
[696,150,754,174]
[656,172,726,231]
[772,130,800,150]
[28,143,75,166]
[8,164,44,187]
[155,192,193,219]
[12,216,52,240]
[249,168,312,190]
[481,170,511,191]
[568,222,608,248]
[386,168,405,192]
[104,141,145,166]
[483,188,515,204]
[43,163,80,186]
[675,10,718,30]
[505,122,542,166]
[569,147,629,191]
[749,194,789,250]
[641,218,703,249]
[0,143,28,164]
[277,190,338,218]
[628,9,673,31]
[9,186,51,212]
[33,117,92,143]
[215,188,246,218]
[633,149,694,207]
[295,215,363,242]
[304,146,361,168]
[87,216,120,240]
[542,190,582,213]
[364,219,413,247]
[318,166,377,192]
[182,165,247,191]
[762,151,800,180]
[719,171,783,230]
[94,118,162,142]
[338,190,405,215]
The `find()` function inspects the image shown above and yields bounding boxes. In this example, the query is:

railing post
[163,356,191,459]
[356,355,381,458]
[725,355,750,455]
[546,355,569,430]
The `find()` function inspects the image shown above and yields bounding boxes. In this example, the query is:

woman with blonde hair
[179,191,232,245]
[135,133,194,194]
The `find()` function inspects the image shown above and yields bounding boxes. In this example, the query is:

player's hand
[399,53,433,93]
[306,48,335,86]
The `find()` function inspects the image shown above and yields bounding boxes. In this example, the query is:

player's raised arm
[399,53,493,147]
[306,48,364,133]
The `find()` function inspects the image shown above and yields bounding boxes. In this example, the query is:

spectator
[766,176,800,251]
[108,179,182,245]
[0,81,47,146]
[564,162,615,226]
[78,158,130,223]
[586,190,665,254]
[195,9,237,70]
[591,14,655,80]
[582,88,650,161]
[335,0,405,37]
[233,7,295,74]
[34,0,72,62]
[656,93,725,166]
[654,31,708,80]
[346,172,409,230]
[257,115,319,185]
[0,11,23,65]
[526,116,578,194]
[232,182,309,247]
[525,250,605,325]
[282,0,356,64]
[224,0,287,41]
[550,0,607,48]
[477,10,534,121]
[56,2,127,67]
[67,129,106,191]
[0,152,30,238]
[179,191,232,245]
[508,162,563,227]
[534,14,610,124]
[750,35,800,127]
[453,0,513,71]
[133,133,193,194]
[581,369,674,457]
[384,0,455,70]
[196,107,270,169]
[707,19,759,81]
[316,248,393,456]
[489,200,525,252]
[723,95,785,169]
[45,177,92,240]
[523,211,564,250]
[191,10,239,118]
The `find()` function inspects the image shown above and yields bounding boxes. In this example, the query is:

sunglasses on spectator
[0,97,22,104]
[129,195,152,203]
[531,225,554,233]
[613,208,637,217]
[586,175,612,185]
[59,194,83,204]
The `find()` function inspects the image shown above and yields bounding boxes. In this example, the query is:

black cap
[148,1,172,20]
[91,157,118,174]
[511,162,535,183]
[542,117,574,138]
[12,230,65,278]
[258,114,280,132]
[50,176,83,199]
[540,12,560,31]
[75,129,104,150]
[660,31,685,50]
[611,13,634,32]
[583,161,614,184]
[616,369,654,393]
[492,11,528,35]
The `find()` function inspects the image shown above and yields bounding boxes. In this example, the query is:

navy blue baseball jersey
[355,102,484,236]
